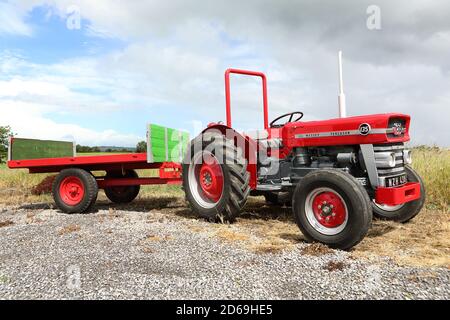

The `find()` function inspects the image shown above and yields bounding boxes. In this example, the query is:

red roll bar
[224,68,269,130]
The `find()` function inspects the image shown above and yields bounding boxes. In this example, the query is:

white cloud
[0,100,140,146]
[0,2,32,36]
[2,1,450,146]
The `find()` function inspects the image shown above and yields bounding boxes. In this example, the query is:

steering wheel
[270,111,304,128]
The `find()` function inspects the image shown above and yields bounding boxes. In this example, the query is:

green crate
[147,124,189,163]
[10,138,75,160]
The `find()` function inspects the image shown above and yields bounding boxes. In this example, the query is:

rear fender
[201,124,258,189]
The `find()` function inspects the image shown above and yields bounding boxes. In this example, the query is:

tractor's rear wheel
[53,168,98,214]
[372,166,425,222]
[182,132,250,222]
[292,169,372,250]
[104,170,140,204]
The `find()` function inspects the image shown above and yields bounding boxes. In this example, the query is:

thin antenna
[338,50,347,118]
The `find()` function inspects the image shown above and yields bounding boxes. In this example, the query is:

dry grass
[210,204,303,254]
[353,208,450,267]
[58,224,80,235]
[31,175,55,195]
[215,227,250,242]
[324,261,347,272]
[300,243,334,256]
[0,220,14,228]
[411,147,449,210]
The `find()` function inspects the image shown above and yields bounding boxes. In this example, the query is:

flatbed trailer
[7,125,188,213]
[8,152,182,186]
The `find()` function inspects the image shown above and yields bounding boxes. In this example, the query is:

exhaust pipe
[338,50,347,118]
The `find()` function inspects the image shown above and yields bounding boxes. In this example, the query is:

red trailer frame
[8,153,182,188]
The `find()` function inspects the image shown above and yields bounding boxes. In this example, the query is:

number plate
[385,174,407,187]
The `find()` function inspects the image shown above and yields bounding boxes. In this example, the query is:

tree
[0,126,14,163]
[136,141,147,153]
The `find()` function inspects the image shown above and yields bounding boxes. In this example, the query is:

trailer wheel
[372,166,425,223]
[53,168,99,214]
[182,132,250,222]
[104,170,141,204]
[292,169,372,250]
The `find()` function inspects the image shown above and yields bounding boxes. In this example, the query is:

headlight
[388,152,396,167]
[375,152,397,168]
[403,149,412,164]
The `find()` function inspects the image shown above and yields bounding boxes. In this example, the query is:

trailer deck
[8,153,182,186]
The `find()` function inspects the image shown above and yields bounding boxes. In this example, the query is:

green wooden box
[10,138,75,161]
[147,124,189,163]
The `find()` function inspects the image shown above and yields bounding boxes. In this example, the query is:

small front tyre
[53,168,99,213]
[292,169,372,250]
[372,166,425,223]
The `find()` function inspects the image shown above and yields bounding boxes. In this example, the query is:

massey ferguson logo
[359,123,371,135]
[392,122,404,136]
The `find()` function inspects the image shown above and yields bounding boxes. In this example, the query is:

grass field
[0,148,448,268]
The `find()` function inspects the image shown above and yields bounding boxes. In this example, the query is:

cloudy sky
[0,0,449,147]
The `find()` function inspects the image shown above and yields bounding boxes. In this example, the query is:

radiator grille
[373,143,406,184]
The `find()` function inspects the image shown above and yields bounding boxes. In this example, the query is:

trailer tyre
[104,170,141,204]
[292,169,372,250]
[53,168,99,214]
[182,132,250,222]
[372,166,425,223]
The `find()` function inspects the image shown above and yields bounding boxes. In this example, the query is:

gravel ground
[0,201,449,300]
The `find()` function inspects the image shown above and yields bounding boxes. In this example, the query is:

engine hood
[283,113,411,147]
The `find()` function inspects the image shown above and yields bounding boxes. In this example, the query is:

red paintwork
[97,177,181,189]
[59,176,85,206]
[201,124,258,189]
[312,190,347,228]
[375,182,421,206]
[225,68,269,130]
[8,153,182,186]
[283,113,410,148]
[8,153,148,172]
[199,153,224,202]
[159,162,182,179]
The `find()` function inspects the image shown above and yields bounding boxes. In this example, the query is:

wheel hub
[59,176,85,206]
[312,191,346,228]
[198,154,223,202]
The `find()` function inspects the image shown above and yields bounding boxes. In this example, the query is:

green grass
[410,147,449,210]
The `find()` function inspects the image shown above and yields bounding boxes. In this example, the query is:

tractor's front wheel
[372,166,425,223]
[182,133,250,222]
[292,169,372,250]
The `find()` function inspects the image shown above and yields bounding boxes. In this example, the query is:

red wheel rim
[59,176,85,206]
[198,153,224,202]
[311,191,347,228]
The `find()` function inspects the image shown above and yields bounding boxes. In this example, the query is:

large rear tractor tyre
[104,170,141,204]
[182,132,250,222]
[53,168,99,214]
[372,166,425,223]
[292,169,372,250]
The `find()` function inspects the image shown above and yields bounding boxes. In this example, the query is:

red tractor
[182,68,425,249]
